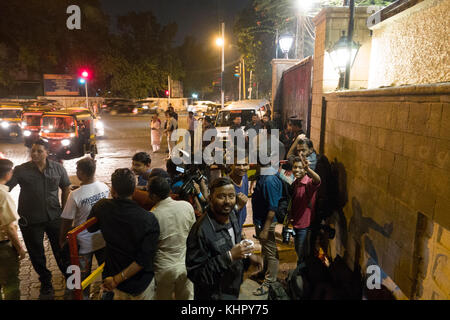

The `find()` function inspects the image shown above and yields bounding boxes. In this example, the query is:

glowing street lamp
[296,0,316,13]
[215,37,224,47]
[279,33,294,59]
[216,22,225,109]
[327,31,361,89]
[192,93,198,99]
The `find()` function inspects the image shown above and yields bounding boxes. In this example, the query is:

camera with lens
[282,226,296,244]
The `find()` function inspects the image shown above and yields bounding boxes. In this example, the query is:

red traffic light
[165,90,169,96]
[79,69,91,79]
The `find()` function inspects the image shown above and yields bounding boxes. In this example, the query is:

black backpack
[286,267,310,300]
[267,281,290,300]
[275,175,292,224]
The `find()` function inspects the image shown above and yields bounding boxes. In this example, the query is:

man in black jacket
[186,177,262,300]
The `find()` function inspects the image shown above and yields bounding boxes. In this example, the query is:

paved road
[0,113,297,300]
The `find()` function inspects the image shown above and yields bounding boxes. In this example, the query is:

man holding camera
[186,177,262,300]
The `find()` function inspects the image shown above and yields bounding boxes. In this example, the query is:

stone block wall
[311,83,450,299]
[368,0,450,88]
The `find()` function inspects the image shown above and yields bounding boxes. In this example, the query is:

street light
[327,31,360,89]
[279,33,294,59]
[216,22,225,109]
[192,93,198,99]
[296,0,315,13]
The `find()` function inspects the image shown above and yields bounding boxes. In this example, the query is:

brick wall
[311,83,450,299]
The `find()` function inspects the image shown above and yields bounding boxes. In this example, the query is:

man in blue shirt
[251,163,282,296]
[131,152,152,189]
[228,155,249,232]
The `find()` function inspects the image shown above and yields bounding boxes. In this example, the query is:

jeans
[255,222,279,284]
[79,247,107,300]
[293,227,310,270]
[19,218,69,285]
[0,242,20,300]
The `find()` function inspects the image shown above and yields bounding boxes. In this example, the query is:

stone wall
[368,0,450,88]
[311,83,450,299]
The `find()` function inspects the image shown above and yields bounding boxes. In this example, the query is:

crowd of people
[0,107,338,301]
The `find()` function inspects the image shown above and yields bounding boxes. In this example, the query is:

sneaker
[39,282,54,300]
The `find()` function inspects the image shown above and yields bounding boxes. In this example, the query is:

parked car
[101,99,138,115]
[188,100,216,116]
[136,99,162,114]
[215,99,271,142]
[0,103,23,142]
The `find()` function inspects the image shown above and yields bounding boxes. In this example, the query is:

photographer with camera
[166,159,208,217]
[289,155,321,272]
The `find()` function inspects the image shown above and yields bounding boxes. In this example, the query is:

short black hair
[148,168,170,179]
[209,177,234,196]
[166,158,177,177]
[0,159,13,180]
[204,116,212,124]
[132,152,151,166]
[298,138,314,149]
[147,176,171,199]
[76,157,96,177]
[291,156,303,165]
[189,111,194,115]
[288,118,303,128]
[32,139,49,151]
[111,168,135,198]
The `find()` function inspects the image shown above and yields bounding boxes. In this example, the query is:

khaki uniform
[0,184,20,300]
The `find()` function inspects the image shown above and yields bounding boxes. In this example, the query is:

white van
[214,99,271,141]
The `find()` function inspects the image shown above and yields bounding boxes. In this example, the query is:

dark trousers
[20,218,69,285]
[0,242,20,300]
[293,227,310,270]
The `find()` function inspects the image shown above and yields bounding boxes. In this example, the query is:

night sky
[100,0,251,46]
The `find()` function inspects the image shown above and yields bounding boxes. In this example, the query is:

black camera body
[174,164,207,200]
[282,226,296,244]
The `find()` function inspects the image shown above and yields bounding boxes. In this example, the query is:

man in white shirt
[0,159,27,300]
[59,157,110,299]
[147,175,195,300]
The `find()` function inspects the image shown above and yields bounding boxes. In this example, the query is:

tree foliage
[0,1,216,99]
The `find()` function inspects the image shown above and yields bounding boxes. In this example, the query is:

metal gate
[275,56,313,136]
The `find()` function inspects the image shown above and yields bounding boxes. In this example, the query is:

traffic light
[234,64,240,77]
[78,68,91,80]
[165,90,169,96]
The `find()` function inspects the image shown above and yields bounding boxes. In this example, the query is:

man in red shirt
[289,155,321,271]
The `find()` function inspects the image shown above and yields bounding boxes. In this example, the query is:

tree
[176,36,217,99]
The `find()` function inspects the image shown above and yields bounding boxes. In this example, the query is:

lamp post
[327,31,360,90]
[216,22,225,109]
[279,33,294,59]
[295,0,316,59]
